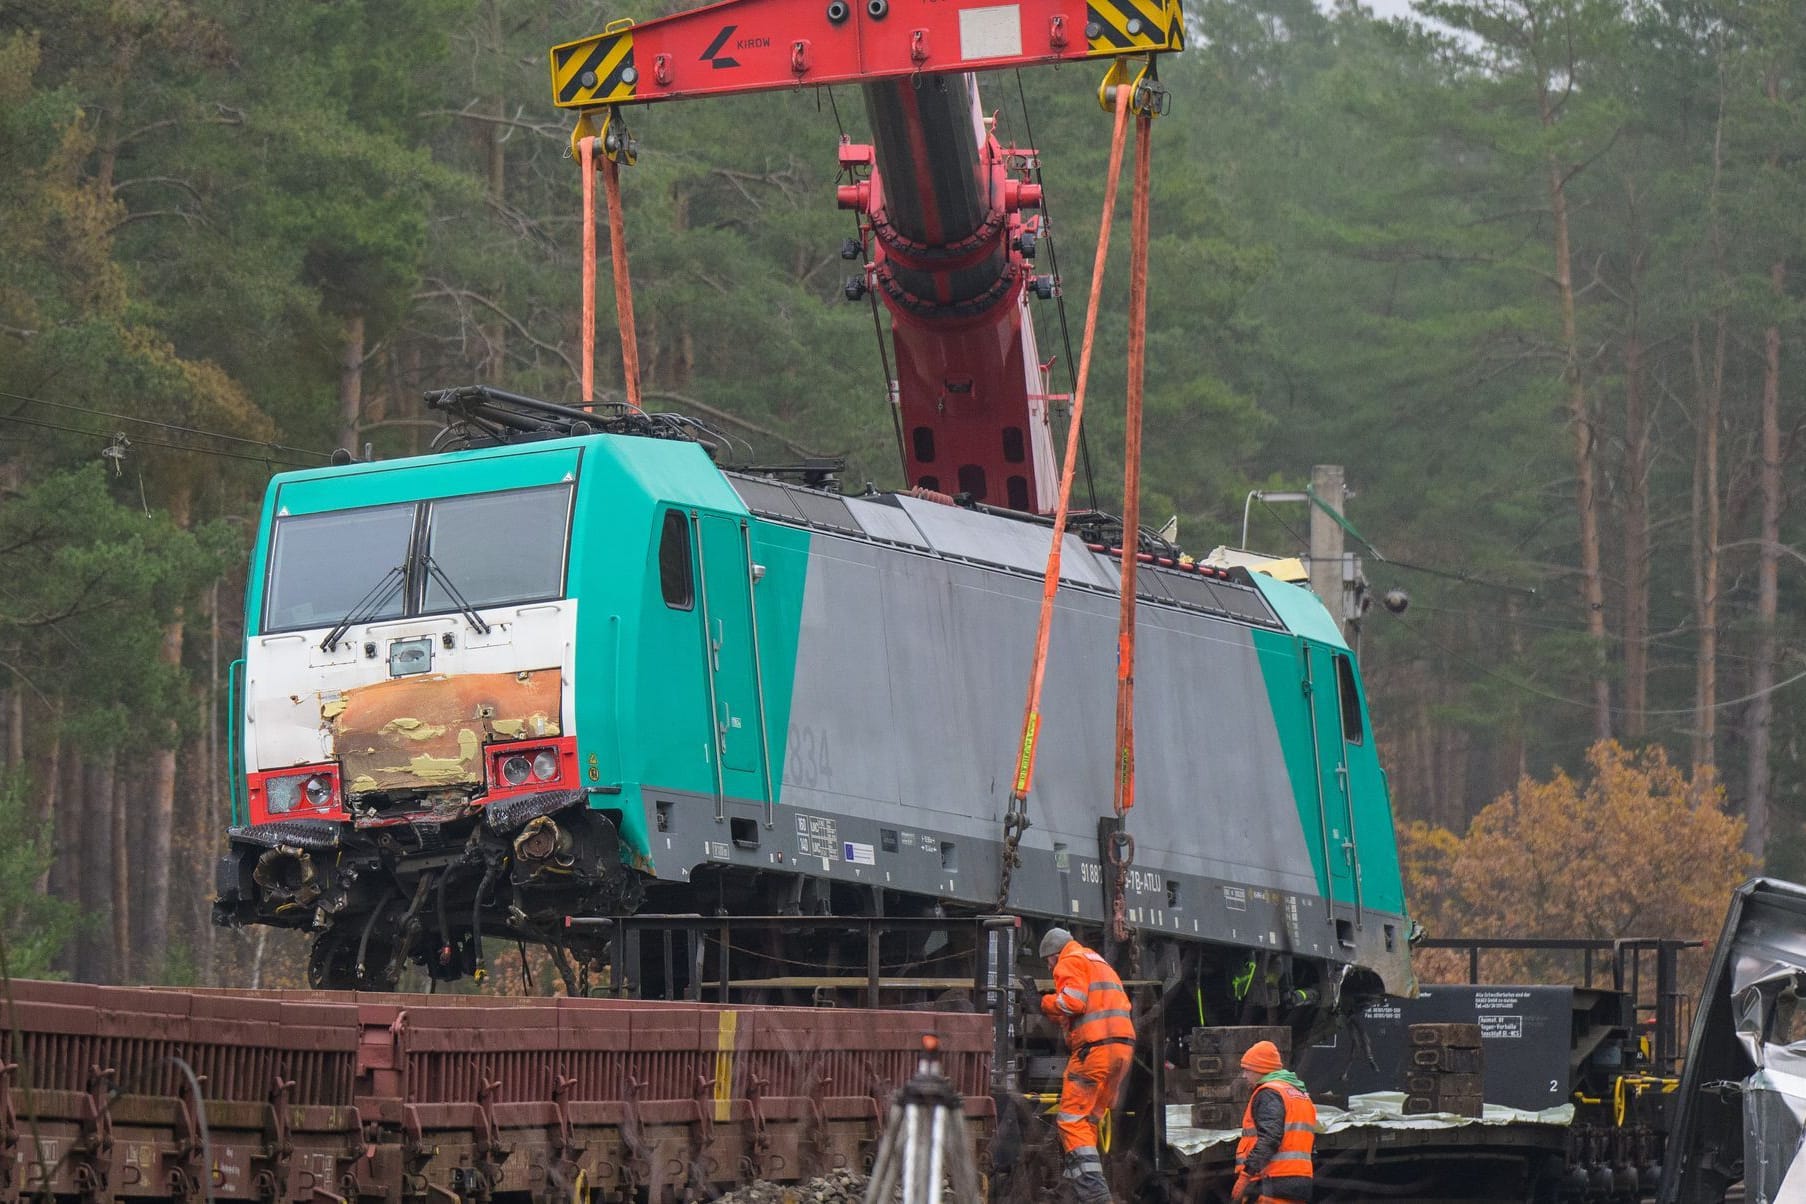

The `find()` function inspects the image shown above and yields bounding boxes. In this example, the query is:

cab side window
[1334,654,1364,745]
[658,511,693,610]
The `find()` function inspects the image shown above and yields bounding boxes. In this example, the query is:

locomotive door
[1302,641,1356,908]
[694,512,762,778]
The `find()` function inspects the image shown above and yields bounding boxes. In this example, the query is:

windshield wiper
[320,564,406,652]
[422,555,493,636]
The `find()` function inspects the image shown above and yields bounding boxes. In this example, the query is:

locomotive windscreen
[262,484,573,632]
[264,502,414,632]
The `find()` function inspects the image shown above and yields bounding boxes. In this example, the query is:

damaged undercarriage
[213,788,643,990]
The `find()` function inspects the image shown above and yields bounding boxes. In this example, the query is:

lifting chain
[1108,828,1136,944]
[995,795,1030,909]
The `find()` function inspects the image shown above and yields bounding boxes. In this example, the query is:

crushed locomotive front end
[212,445,643,988]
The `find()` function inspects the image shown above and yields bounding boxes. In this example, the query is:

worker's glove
[1016,974,1040,1013]
[1232,1176,1259,1203]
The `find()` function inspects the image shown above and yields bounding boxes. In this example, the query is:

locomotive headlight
[267,775,304,814]
[303,774,334,808]
[531,748,560,782]
[501,754,532,786]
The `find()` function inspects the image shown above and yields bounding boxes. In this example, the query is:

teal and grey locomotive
[214,389,1413,1011]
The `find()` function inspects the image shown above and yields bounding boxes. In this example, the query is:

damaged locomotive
[213,387,1414,1012]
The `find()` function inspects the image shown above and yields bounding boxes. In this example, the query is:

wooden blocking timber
[1410,1045,1484,1074]
[1190,1052,1233,1077]
[1405,1072,1484,1097]
[1193,1080,1246,1104]
[1404,1092,1484,1118]
[1188,1025,1292,1057]
[1408,1022,1482,1049]
[1190,1101,1240,1129]
[1402,1026,1486,1113]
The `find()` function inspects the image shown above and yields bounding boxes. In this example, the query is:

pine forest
[0,0,1800,985]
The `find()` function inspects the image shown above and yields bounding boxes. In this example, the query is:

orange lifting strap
[1114,110,1153,822]
[1109,108,1153,942]
[578,131,645,413]
[1003,82,1157,917]
[1005,85,1134,829]
[580,135,597,408]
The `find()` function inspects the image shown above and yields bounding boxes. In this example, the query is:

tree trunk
[1692,74,1729,783]
[201,576,222,982]
[4,688,19,767]
[406,344,425,456]
[1541,115,1611,742]
[138,486,192,981]
[49,737,79,960]
[1744,257,1784,863]
[37,715,62,895]
[337,312,366,454]
[74,756,106,979]
[1744,65,1787,865]
[1621,323,1649,738]
[106,755,128,982]
[1691,317,1724,779]
[1505,595,1528,780]
[482,0,508,383]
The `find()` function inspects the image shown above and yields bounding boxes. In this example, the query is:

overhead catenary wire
[1391,611,1806,716]
[1403,599,1783,660]
[1252,496,1794,711]
[0,412,312,468]
[1,388,329,461]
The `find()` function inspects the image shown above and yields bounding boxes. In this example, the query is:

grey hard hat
[1039,927,1073,959]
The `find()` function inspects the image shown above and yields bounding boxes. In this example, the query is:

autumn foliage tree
[1401,742,1751,986]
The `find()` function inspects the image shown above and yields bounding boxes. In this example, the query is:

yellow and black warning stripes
[1084,0,1184,55]
[550,30,637,108]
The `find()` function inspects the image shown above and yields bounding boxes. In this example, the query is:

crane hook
[1096,58,1168,118]
[570,106,638,165]
[600,106,638,166]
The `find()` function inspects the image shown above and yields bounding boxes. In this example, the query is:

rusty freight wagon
[0,978,993,1204]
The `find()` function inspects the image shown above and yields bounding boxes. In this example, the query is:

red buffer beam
[551,0,1183,110]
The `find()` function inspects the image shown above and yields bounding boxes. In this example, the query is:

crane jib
[549,0,1183,110]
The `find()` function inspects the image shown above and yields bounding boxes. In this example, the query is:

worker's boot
[1071,1172,1114,1204]
[1062,1153,1114,1204]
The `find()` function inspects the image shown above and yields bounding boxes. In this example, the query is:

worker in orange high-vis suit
[1037,927,1135,1204]
[1231,1040,1317,1203]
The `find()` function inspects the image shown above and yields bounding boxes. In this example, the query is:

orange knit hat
[1240,1040,1283,1075]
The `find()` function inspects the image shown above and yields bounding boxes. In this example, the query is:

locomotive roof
[257,432,1349,651]
[724,471,1351,651]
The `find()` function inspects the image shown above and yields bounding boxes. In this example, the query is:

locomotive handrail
[227,657,246,825]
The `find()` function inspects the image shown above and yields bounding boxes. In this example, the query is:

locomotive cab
[213,433,748,988]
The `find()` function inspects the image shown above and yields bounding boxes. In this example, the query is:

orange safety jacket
[1040,941,1134,1050]
[1234,1080,1315,1199]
